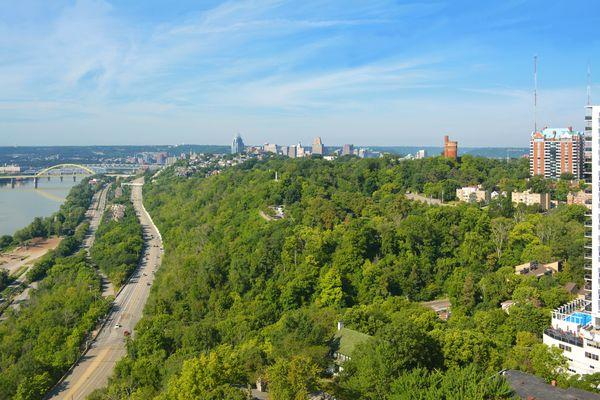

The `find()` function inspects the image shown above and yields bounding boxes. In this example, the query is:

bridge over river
[0,163,138,188]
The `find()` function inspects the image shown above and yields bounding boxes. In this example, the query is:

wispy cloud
[0,0,598,145]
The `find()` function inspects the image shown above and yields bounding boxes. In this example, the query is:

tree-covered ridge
[91,187,143,288]
[95,156,588,399]
[0,179,111,400]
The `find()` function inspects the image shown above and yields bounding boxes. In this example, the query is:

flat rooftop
[503,370,600,400]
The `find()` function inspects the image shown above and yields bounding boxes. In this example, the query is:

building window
[585,352,599,361]
[588,341,600,349]
[559,344,572,352]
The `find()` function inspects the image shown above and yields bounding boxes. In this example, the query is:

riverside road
[46,178,163,400]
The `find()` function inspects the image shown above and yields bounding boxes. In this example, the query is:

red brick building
[529,127,584,179]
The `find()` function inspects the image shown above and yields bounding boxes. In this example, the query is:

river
[0,179,76,236]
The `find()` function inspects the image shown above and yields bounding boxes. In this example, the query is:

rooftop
[502,370,600,400]
[515,261,561,277]
[532,127,582,140]
[334,327,372,357]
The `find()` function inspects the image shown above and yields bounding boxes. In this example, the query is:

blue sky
[0,0,599,146]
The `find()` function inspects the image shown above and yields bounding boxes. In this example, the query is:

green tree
[160,346,247,400]
[441,329,494,370]
[315,267,344,308]
[340,319,441,399]
[267,355,320,400]
[14,372,53,400]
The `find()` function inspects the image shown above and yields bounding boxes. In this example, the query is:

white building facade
[543,106,600,375]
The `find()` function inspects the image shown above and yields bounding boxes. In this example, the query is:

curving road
[46,178,163,400]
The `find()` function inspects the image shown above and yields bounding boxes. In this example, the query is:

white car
[115,323,121,329]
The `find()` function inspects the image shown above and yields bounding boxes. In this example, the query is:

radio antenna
[588,61,592,106]
[534,55,538,133]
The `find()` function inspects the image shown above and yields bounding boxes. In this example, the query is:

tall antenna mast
[534,55,538,133]
[587,62,592,106]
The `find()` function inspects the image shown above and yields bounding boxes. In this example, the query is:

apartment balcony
[545,328,584,347]
[585,115,593,121]
[544,328,583,347]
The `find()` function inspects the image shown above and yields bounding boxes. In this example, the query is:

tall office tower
[342,144,353,156]
[543,106,600,375]
[263,143,277,154]
[312,137,324,155]
[529,127,584,178]
[288,145,297,158]
[231,134,245,154]
[296,142,305,158]
[443,135,458,160]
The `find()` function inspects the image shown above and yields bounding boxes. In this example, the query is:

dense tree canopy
[91,189,143,287]
[69,157,590,398]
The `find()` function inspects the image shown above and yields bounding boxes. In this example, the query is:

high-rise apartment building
[529,127,584,179]
[443,136,458,160]
[543,106,600,375]
[415,149,427,159]
[312,137,324,155]
[231,134,245,154]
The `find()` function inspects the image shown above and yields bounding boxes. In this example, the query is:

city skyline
[1,0,599,146]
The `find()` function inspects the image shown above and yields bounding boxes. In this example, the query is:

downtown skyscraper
[231,134,245,154]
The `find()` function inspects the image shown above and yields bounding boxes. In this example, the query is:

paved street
[84,185,109,252]
[46,178,163,400]
[84,186,114,297]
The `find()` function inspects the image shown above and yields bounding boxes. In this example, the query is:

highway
[46,178,163,400]
[83,185,109,252]
[84,185,114,297]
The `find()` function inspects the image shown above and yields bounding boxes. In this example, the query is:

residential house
[456,185,490,203]
[512,190,551,210]
[514,261,561,277]
[332,322,371,373]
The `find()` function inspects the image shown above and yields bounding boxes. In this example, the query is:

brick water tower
[443,135,458,160]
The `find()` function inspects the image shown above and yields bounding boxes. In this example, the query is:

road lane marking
[60,347,110,399]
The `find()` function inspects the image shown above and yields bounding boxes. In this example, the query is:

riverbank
[0,179,76,236]
[0,236,62,276]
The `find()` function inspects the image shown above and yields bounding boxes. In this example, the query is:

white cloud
[0,0,595,146]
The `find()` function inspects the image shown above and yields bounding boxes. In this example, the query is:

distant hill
[366,146,528,159]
